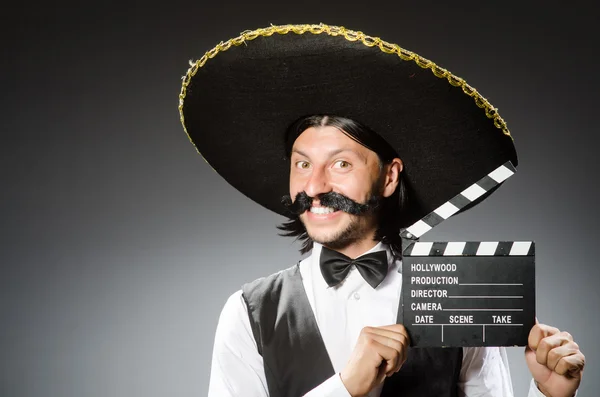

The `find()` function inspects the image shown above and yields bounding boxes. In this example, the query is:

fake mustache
[281,191,380,216]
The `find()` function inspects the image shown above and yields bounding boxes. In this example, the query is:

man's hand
[340,324,410,397]
[525,321,585,397]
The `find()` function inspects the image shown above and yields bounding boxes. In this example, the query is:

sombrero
[179,24,517,228]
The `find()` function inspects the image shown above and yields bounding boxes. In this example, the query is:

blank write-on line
[442,308,523,311]
[458,283,523,286]
[448,295,523,299]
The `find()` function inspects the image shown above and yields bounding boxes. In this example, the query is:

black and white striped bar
[400,241,535,347]
[403,241,534,257]
[401,161,516,240]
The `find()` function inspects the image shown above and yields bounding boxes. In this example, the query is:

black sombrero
[179,24,517,228]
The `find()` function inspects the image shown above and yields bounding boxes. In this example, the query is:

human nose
[303,166,332,198]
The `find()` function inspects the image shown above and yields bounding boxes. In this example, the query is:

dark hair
[277,115,408,259]
[284,115,398,164]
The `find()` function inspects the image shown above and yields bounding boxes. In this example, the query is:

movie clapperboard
[399,161,536,347]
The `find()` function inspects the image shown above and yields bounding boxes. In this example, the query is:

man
[179,24,585,397]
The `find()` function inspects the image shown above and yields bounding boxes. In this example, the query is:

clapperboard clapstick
[399,161,536,347]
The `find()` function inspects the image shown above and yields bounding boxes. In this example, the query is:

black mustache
[281,191,380,215]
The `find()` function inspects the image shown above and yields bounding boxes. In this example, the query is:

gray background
[2,1,598,396]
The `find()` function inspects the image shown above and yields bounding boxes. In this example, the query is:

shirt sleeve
[208,290,353,397]
[459,347,554,397]
[303,374,352,397]
[528,379,549,397]
[458,346,515,397]
[208,290,269,396]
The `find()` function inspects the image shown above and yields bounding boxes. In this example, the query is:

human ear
[382,158,403,198]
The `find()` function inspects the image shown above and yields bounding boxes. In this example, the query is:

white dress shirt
[208,242,545,397]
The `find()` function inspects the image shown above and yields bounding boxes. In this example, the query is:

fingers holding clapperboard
[526,320,585,397]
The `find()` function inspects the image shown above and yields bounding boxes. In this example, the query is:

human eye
[333,160,351,169]
[295,160,311,169]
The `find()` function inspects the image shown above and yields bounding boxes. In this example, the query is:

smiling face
[289,125,402,257]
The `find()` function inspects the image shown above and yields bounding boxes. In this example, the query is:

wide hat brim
[179,24,517,228]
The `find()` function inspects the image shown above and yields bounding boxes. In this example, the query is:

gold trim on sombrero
[178,23,512,160]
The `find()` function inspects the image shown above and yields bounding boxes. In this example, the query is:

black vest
[242,264,462,397]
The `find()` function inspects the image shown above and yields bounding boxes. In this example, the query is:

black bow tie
[319,246,388,289]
